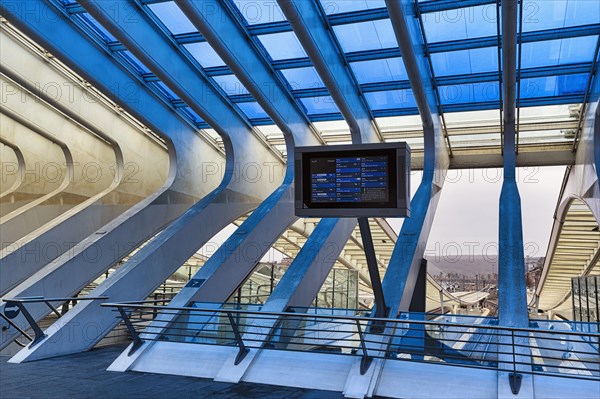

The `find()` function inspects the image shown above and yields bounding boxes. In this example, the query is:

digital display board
[295,143,410,218]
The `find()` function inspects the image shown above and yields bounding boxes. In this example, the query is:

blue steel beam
[212,218,358,383]
[106,0,374,373]
[173,0,322,152]
[498,0,529,329]
[572,36,600,151]
[77,1,256,146]
[277,0,381,144]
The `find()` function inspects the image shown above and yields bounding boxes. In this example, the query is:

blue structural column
[383,0,449,319]
[498,2,533,397]
[498,0,529,328]
[340,2,450,397]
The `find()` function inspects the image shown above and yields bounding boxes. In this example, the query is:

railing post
[0,312,33,347]
[355,319,372,375]
[43,300,62,318]
[118,307,144,356]
[4,301,46,346]
[226,311,249,365]
[508,329,522,395]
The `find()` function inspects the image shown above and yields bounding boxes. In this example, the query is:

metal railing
[2,296,109,346]
[102,301,600,388]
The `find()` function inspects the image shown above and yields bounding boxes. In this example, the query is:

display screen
[310,155,390,204]
[294,142,410,217]
[295,143,410,217]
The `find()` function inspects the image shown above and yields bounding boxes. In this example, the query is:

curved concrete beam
[0,2,224,350]
[0,80,118,247]
[0,111,74,225]
[0,30,169,294]
[0,138,24,198]
[0,0,281,356]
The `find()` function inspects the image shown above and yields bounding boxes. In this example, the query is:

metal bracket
[118,307,144,356]
[226,311,250,365]
[4,301,46,347]
[509,372,522,395]
[355,319,372,375]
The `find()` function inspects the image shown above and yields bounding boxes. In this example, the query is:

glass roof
[333,19,397,52]
[58,0,599,157]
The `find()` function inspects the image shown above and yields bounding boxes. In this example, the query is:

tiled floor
[0,345,345,399]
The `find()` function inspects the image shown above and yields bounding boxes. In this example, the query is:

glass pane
[212,74,249,96]
[439,82,500,105]
[184,42,226,67]
[147,1,197,35]
[431,47,498,76]
[181,107,204,123]
[351,57,408,84]
[422,5,497,43]
[320,0,386,15]
[520,36,598,69]
[237,102,269,119]
[122,51,150,74]
[522,0,600,33]
[153,81,179,100]
[280,67,325,90]
[81,13,117,41]
[520,74,587,99]
[257,32,308,60]
[232,0,286,24]
[364,89,416,110]
[299,96,340,114]
[333,19,397,52]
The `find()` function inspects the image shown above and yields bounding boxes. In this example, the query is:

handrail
[101,302,599,338]
[3,296,109,304]
[3,296,109,346]
[102,301,600,386]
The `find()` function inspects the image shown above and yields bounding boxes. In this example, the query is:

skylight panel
[519,74,587,99]
[211,74,250,96]
[438,82,499,105]
[232,0,287,25]
[80,13,117,41]
[237,102,270,119]
[350,57,408,84]
[522,0,600,33]
[184,42,226,67]
[147,1,197,35]
[520,36,597,69]
[299,96,341,114]
[257,31,308,60]
[333,19,396,52]
[279,67,325,90]
[320,0,386,15]
[364,90,417,110]
[181,107,204,123]
[153,81,179,100]
[121,51,150,74]
[431,47,498,76]
[422,4,497,43]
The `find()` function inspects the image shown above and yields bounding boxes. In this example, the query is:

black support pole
[358,217,387,318]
